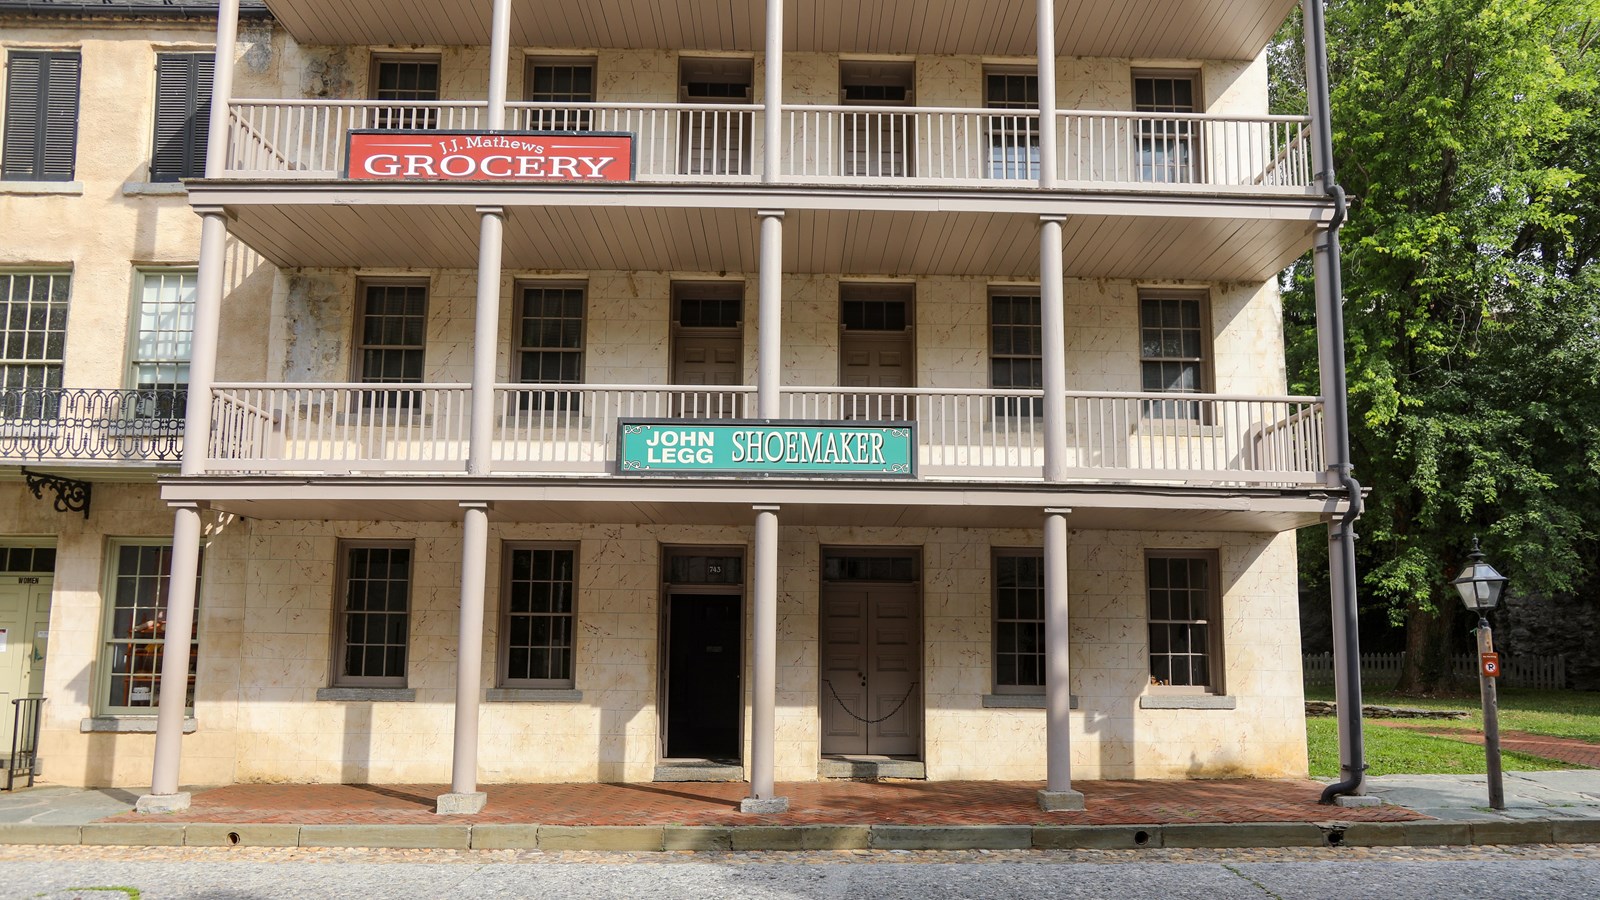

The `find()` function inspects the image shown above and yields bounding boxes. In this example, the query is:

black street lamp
[1450,537,1508,810]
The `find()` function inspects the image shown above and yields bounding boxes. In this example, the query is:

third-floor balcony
[223,99,1314,196]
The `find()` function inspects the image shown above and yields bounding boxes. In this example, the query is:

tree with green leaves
[1274,0,1600,692]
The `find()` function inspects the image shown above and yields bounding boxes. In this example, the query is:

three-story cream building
[1,0,1345,815]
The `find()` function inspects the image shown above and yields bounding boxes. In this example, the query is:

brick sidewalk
[1375,723,1600,769]
[105,779,1422,827]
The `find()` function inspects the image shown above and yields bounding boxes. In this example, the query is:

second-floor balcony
[0,388,185,466]
[223,100,1314,195]
[203,383,1326,487]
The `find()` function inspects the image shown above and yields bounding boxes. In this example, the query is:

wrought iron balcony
[0,389,185,465]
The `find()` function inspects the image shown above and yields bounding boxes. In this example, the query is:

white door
[0,577,51,753]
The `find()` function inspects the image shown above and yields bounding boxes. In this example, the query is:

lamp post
[1450,537,1508,810]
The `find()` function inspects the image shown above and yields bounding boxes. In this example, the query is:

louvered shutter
[2,51,79,182]
[2,53,44,180]
[151,53,214,182]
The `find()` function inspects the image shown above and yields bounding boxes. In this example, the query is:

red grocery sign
[345,131,634,182]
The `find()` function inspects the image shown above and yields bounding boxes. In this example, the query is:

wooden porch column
[756,210,785,419]
[438,501,491,815]
[136,503,204,813]
[742,505,788,813]
[763,0,783,183]
[1036,0,1058,188]
[1038,508,1084,810]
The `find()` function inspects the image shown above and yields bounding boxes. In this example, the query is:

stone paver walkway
[102,779,1421,827]
[1374,723,1600,769]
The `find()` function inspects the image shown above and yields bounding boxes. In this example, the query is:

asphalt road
[5,846,1600,899]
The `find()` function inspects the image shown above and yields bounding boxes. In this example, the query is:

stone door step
[653,760,744,782]
[820,755,926,780]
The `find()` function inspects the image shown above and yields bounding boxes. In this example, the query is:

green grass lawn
[1303,686,1600,777]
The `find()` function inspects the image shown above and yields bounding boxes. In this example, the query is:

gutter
[1298,0,1368,805]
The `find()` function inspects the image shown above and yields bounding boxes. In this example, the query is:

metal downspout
[1300,0,1367,804]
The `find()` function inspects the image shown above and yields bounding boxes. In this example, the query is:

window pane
[340,546,411,682]
[104,542,200,710]
[502,547,577,685]
[1147,555,1215,690]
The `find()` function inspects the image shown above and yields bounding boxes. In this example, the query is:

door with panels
[819,550,921,758]
[671,283,745,418]
[839,283,914,421]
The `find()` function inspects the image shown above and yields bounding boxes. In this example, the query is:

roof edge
[0,2,272,22]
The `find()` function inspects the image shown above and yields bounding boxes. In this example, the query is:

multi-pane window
[335,543,412,688]
[356,282,427,405]
[678,58,753,175]
[370,57,440,130]
[130,271,196,419]
[516,284,584,410]
[822,554,918,583]
[151,53,214,182]
[1134,74,1198,183]
[1140,293,1207,417]
[0,272,70,417]
[985,71,1039,180]
[103,543,200,714]
[2,50,81,182]
[0,546,55,574]
[525,60,595,130]
[989,292,1042,416]
[500,545,578,688]
[1147,552,1219,690]
[993,551,1045,692]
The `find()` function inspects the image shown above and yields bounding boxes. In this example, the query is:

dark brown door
[820,581,920,756]
[664,593,743,760]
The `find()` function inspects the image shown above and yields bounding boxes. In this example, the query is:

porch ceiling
[163,478,1340,533]
[262,1,1295,61]
[197,186,1324,282]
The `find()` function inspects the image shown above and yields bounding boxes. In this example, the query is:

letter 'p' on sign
[1481,652,1500,678]
[346,131,635,182]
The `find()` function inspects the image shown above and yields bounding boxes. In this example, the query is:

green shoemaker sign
[618,420,915,477]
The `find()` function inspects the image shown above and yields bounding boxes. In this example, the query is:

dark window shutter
[151,53,214,182]
[2,51,79,182]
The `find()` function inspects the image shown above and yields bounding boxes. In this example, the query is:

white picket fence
[1302,652,1568,690]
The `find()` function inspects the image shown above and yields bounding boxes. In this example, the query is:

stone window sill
[981,694,1078,709]
[81,716,196,734]
[122,181,189,196]
[1,181,83,196]
[316,687,416,702]
[486,688,582,703]
[1139,694,1237,710]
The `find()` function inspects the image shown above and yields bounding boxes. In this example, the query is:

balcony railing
[205,383,1325,486]
[223,100,1313,192]
[0,388,185,464]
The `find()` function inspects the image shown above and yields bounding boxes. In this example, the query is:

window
[102,542,200,714]
[2,50,81,181]
[993,550,1045,693]
[515,283,584,411]
[370,57,440,130]
[130,270,196,419]
[334,542,412,688]
[678,58,753,175]
[499,544,577,688]
[989,291,1042,416]
[0,272,69,418]
[1147,552,1220,691]
[524,59,595,130]
[985,71,1039,180]
[1133,74,1198,183]
[356,281,427,406]
[0,545,55,574]
[1139,292,1208,418]
[840,61,914,178]
[151,53,214,182]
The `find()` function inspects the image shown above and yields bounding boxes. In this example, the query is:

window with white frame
[989,290,1043,416]
[102,542,199,714]
[499,544,578,688]
[333,542,412,688]
[1146,551,1221,692]
[992,550,1045,693]
[985,70,1039,180]
[356,281,427,407]
[130,270,196,418]
[0,272,69,419]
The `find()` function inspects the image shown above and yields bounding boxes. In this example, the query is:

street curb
[0,818,1595,852]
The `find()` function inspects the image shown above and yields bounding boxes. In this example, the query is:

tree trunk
[1395,599,1458,694]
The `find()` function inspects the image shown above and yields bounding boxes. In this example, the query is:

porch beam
[136,502,204,813]
[742,504,789,813]
[1038,507,1085,811]
[438,500,491,815]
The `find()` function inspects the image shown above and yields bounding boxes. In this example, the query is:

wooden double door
[819,555,921,757]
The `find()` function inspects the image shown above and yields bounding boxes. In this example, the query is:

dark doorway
[664,593,743,760]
